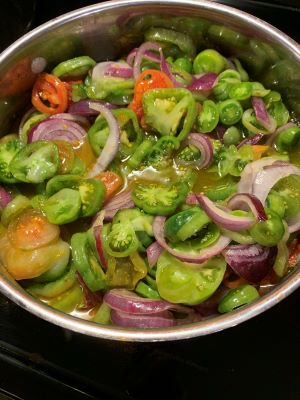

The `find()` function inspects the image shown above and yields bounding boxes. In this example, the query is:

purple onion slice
[111,309,176,328]
[87,103,120,177]
[252,96,276,133]
[223,244,277,283]
[28,117,87,143]
[147,241,163,268]
[153,216,231,264]
[187,73,218,91]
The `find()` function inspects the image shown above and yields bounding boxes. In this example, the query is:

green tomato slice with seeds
[156,251,226,305]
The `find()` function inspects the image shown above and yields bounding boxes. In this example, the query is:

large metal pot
[0,0,300,342]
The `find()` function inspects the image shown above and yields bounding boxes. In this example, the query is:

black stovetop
[1,1,300,399]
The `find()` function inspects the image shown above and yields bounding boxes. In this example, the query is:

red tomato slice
[32,73,68,115]
[129,69,174,120]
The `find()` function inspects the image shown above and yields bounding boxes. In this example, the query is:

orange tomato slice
[94,171,123,200]
[7,209,60,251]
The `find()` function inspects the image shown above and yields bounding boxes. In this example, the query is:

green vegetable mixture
[0,20,299,329]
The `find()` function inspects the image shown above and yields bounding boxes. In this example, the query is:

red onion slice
[92,61,133,80]
[127,48,161,67]
[48,113,89,126]
[68,100,117,115]
[104,288,175,314]
[194,194,255,231]
[111,309,176,328]
[223,244,277,283]
[285,212,300,233]
[133,41,161,79]
[0,186,13,209]
[104,61,133,78]
[187,73,218,91]
[76,272,102,309]
[91,61,112,80]
[237,157,282,194]
[215,124,227,142]
[252,164,300,205]
[126,48,138,66]
[104,288,197,324]
[153,216,231,264]
[102,190,134,221]
[237,133,264,149]
[227,193,267,221]
[147,241,163,268]
[252,96,276,133]
[87,103,120,177]
[179,133,213,169]
[93,211,108,270]
[160,57,185,88]
[28,117,87,143]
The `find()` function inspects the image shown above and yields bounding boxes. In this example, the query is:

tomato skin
[94,171,123,200]
[7,209,60,251]
[0,234,70,280]
[32,73,68,114]
[129,69,173,119]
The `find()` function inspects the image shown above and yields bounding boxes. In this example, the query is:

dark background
[1,1,300,399]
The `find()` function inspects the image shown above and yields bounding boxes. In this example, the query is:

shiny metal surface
[0,0,300,341]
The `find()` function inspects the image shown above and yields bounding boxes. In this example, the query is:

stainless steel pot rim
[1,266,299,341]
[0,0,300,341]
[1,0,300,62]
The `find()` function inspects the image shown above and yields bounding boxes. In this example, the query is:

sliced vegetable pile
[1,26,300,329]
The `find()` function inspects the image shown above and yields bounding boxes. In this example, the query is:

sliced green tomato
[249,208,284,247]
[49,282,83,313]
[132,181,189,216]
[31,194,47,212]
[113,208,154,237]
[205,181,237,201]
[33,250,70,283]
[196,100,219,133]
[229,82,252,101]
[71,232,106,292]
[69,156,86,175]
[10,141,59,183]
[223,127,241,146]
[46,174,81,197]
[193,49,226,74]
[156,252,226,305]
[274,175,300,219]
[218,99,243,126]
[172,223,220,253]
[27,263,76,298]
[220,228,254,245]
[78,178,106,217]
[135,281,161,299]
[44,188,81,225]
[0,140,24,183]
[1,195,31,227]
[164,207,211,242]
[93,303,111,324]
[102,222,139,258]
[19,112,48,144]
[52,56,96,79]
[218,284,260,313]
[266,191,286,218]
